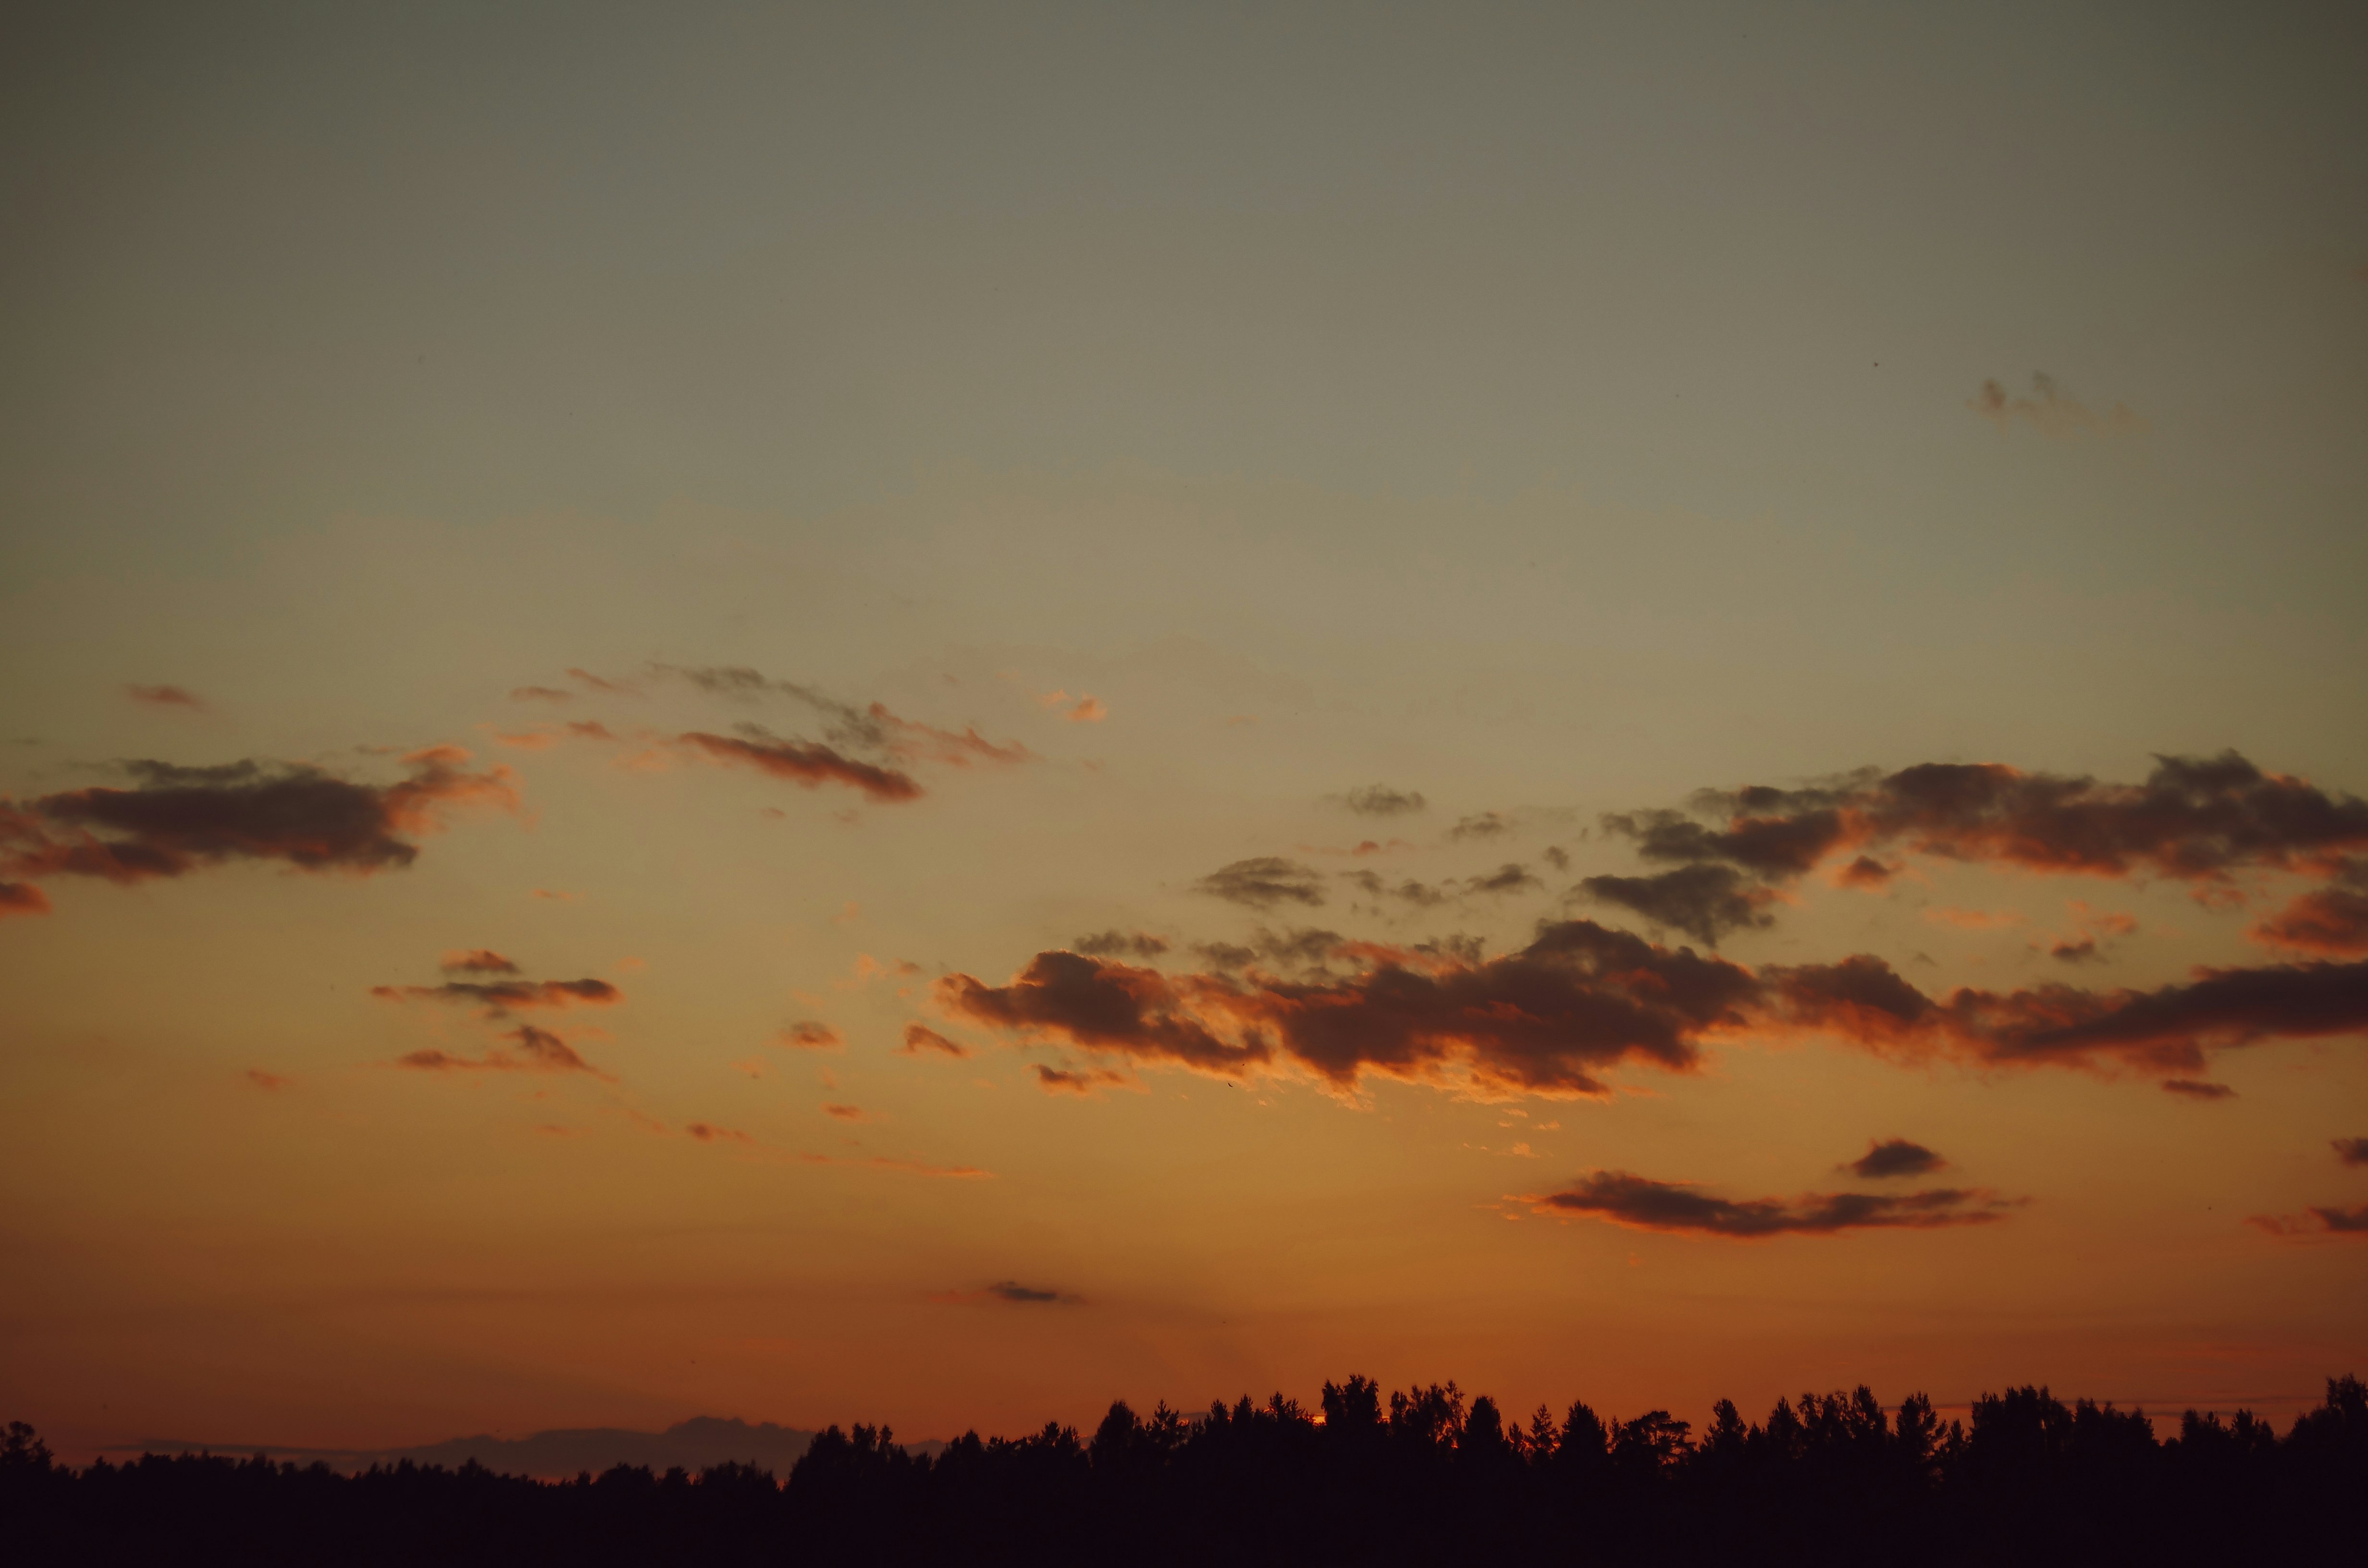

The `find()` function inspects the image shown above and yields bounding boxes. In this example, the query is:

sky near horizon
[4,1,2366,1461]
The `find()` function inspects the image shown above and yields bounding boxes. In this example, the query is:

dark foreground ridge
[8,1373,2363,1567]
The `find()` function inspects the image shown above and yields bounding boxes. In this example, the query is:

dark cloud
[2249,1205,2368,1238]
[2252,881,2368,956]
[2332,1137,2368,1166]
[942,919,1759,1097]
[1768,953,2368,1076]
[1339,785,1427,816]
[124,684,207,711]
[1527,1170,2014,1237]
[1838,856,1895,889]
[1195,857,1326,909]
[1074,930,1170,959]
[396,1024,604,1077]
[685,1122,754,1144]
[1611,752,2368,893]
[1465,863,1540,896]
[1846,1139,1946,1179]
[2050,937,2100,963]
[1343,870,1448,907]
[0,747,518,894]
[665,665,1029,771]
[1035,1064,1134,1095]
[1579,865,1776,946]
[900,1023,970,1058]
[2162,1079,2237,1101]
[1192,941,1259,971]
[681,729,922,803]
[440,949,521,976]
[1542,846,1570,871]
[778,1021,844,1050]
[1450,811,1510,840]
[932,1280,1084,1305]
[0,881,49,918]
[372,978,622,1016]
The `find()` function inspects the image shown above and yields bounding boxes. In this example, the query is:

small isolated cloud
[1846,1139,1947,1179]
[372,978,622,1017]
[1339,785,1427,817]
[1464,863,1541,896]
[2249,1205,2368,1239]
[1342,870,1448,907]
[532,888,583,903]
[823,1103,869,1121]
[1838,856,1895,890]
[125,684,207,712]
[682,728,921,803]
[510,686,573,704]
[1037,690,1106,723]
[1580,865,1775,946]
[930,1280,1083,1306]
[2049,937,2100,963]
[1969,373,2147,439]
[440,948,521,976]
[1526,1170,2016,1238]
[396,1023,605,1078]
[1036,1064,1135,1096]
[778,1020,844,1050]
[0,882,50,918]
[2163,1078,2237,1101]
[1450,811,1510,840]
[2328,1137,2368,1166]
[1196,857,1326,909]
[901,1023,970,1058]
[685,1122,754,1144]
[1074,930,1169,959]
[1925,906,2023,931]
[245,1069,290,1090]
[567,668,637,695]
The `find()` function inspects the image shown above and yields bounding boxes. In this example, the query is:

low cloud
[372,978,622,1017]
[2162,1078,2237,1101]
[510,686,573,704]
[930,1280,1083,1305]
[1196,857,1326,910]
[440,949,521,976]
[900,1023,970,1058]
[0,882,49,918]
[823,1103,869,1121]
[396,1023,605,1078]
[685,1122,754,1144]
[1464,863,1541,896]
[778,1021,844,1050]
[1846,1139,1946,1179]
[681,729,921,803]
[1036,1064,1135,1095]
[1970,373,2146,439]
[2252,877,2368,956]
[1074,930,1170,959]
[1338,785,1427,817]
[1579,865,1775,946]
[0,748,519,900]
[245,1069,290,1090]
[2248,1205,2368,1239]
[1526,1170,2015,1237]
[1450,811,1510,840]
[125,684,207,711]
[2331,1137,2368,1167]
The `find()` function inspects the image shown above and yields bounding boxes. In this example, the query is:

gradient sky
[4,1,2366,1461]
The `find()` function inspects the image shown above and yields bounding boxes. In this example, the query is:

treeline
[6,1374,2362,1566]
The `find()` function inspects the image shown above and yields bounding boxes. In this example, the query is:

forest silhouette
[7,1372,2361,1566]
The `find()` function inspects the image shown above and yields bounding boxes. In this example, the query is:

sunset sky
[4,3,2366,1461]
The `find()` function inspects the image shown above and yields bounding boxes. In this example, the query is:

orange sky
[3,2,2365,1461]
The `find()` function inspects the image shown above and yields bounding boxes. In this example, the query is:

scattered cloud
[1074,930,1170,959]
[124,684,207,711]
[1037,690,1106,723]
[1526,1170,2016,1237]
[823,1103,869,1121]
[0,882,49,918]
[2248,1205,2368,1239]
[1579,865,1775,946]
[685,1122,754,1144]
[1464,862,1541,896]
[1846,1139,1946,1179]
[2162,1078,2237,1101]
[1035,1064,1135,1095]
[777,1021,844,1050]
[395,1024,606,1078]
[2252,873,2368,956]
[245,1069,291,1090]
[372,978,622,1016]
[1342,870,1448,907]
[800,1152,992,1179]
[930,1280,1082,1305]
[2331,1137,2368,1166]
[900,1023,970,1058]
[1924,907,2023,931]
[1450,811,1509,840]
[440,949,521,976]
[0,748,519,898]
[1338,785,1427,817]
[1970,373,2146,439]
[1196,857,1326,909]
[509,686,573,703]
[681,729,921,803]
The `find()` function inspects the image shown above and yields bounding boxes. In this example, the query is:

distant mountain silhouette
[104,1415,939,1478]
